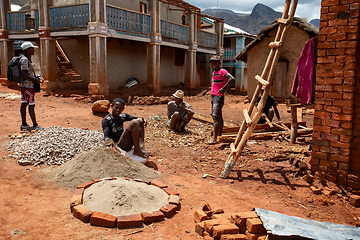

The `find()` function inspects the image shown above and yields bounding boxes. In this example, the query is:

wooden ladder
[221,0,299,179]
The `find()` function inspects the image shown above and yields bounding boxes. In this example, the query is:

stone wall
[311,0,360,190]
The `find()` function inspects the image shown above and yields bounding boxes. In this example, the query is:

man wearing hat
[256,85,282,124]
[19,41,44,131]
[167,90,194,132]
[208,55,235,144]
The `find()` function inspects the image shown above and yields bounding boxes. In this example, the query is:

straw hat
[173,90,184,99]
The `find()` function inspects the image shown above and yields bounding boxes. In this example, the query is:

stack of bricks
[70,178,180,228]
[311,0,360,191]
[194,203,267,240]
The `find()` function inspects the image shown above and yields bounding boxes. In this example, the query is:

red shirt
[211,68,229,96]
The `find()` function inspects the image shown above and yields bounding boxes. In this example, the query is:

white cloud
[186,0,321,20]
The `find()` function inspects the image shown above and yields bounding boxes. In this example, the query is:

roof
[235,17,319,62]
[224,23,251,36]
[202,17,251,36]
[159,0,200,13]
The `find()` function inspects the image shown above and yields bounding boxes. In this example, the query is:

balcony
[7,4,217,50]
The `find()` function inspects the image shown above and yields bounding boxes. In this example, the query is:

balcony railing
[50,4,89,29]
[223,48,236,60]
[161,20,189,44]
[107,5,151,35]
[197,29,217,49]
[8,9,39,31]
[7,4,217,50]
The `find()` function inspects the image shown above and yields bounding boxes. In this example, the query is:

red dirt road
[0,85,359,240]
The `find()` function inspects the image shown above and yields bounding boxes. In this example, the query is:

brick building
[311,0,360,191]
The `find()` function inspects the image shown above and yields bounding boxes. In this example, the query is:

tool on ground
[221,0,299,179]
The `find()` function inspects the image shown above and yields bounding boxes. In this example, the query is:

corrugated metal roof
[255,208,360,240]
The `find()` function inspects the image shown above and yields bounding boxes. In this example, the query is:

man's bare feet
[133,149,150,158]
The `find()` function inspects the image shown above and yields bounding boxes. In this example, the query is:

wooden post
[38,0,57,91]
[146,0,161,95]
[290,105,298,143]
[88,0,109,97]
[0,0,13,87]
[184,12,197,88]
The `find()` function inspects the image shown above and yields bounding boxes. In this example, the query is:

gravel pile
[5,126,104,166]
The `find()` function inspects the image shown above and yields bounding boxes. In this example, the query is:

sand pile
[83,178,169,216]
[52,147,159,189]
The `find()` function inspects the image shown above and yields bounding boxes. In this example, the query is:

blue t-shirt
[101,113,137,143]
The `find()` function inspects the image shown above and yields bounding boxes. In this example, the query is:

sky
[185,0,321,21]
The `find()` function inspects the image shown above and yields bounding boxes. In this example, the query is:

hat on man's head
[173,90,184,99]
[209,55,221,62]
[21,42,38,50]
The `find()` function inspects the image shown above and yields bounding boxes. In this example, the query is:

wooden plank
[192,114,237,128]
[255,75,269,86]
[221,122,306,134]
[269,41,281,48]
[243,109,252,125]
[297,107,303,122]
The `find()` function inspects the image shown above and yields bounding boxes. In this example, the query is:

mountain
[309,19,320,28]
[202,3,318,35]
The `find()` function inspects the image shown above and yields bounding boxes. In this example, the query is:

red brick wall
[311,0,360,187]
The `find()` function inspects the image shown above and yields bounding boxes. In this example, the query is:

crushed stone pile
[83,178,168,216]
[52,147,159,189]
[5,126,104,166]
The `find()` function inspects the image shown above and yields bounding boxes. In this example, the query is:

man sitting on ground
[102,98,149,158]
[167,90,195,133]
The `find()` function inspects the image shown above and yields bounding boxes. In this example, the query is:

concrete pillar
[235,37,245,94]
[0,0,14,87]
[88,0,109,97]
[214,20,224,57]
[184,12,197,88]
[38,0,57,91]
[147,0,161,95]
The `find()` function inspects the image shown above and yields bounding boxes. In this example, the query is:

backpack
[7,56,23,83]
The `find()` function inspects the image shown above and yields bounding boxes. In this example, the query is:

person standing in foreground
[102,98,150,158]
[19,42,44,131]
[167,90,195,133]
[208,55,235,144]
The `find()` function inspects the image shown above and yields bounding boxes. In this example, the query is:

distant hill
[203,3,318,35]
[309,19,320,28]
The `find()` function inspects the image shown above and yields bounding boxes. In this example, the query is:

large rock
[92,100,110,113]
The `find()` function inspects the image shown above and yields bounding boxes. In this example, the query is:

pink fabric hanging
[291,37,317,104]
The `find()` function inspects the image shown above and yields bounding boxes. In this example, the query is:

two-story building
[0,0,224,97]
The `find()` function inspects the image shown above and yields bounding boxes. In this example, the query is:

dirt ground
[1,85,360,240]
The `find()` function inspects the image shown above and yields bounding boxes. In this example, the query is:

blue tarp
[255,208,360,240]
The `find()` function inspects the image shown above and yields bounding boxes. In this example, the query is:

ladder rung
[230,143,237,155]
[269,41,281,48]
[243,109,252,125]
[255,75,269,86]
[278,18,288,24]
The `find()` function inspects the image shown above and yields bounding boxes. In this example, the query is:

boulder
[92,100,110,113]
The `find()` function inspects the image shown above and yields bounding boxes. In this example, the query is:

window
[140,2,147,13]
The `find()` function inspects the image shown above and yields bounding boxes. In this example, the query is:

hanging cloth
[291,37,317,104]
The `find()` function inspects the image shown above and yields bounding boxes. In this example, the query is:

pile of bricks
[194,203,268,240]
[70,178,181,228]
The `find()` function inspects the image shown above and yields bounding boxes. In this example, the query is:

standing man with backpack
[18,42,44,131]
[207,55,235,144]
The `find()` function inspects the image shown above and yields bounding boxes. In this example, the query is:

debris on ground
[5,126,104,166]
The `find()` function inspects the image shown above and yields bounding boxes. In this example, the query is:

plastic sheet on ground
[255,208,360,240]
